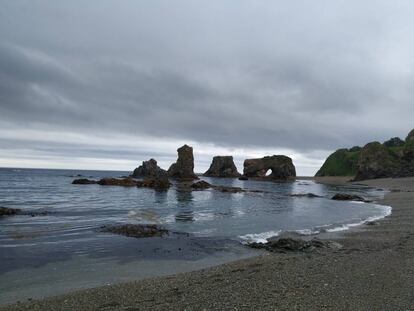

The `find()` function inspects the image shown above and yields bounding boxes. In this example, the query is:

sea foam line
[239,204,392,243]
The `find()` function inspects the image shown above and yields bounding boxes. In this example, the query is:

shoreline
[2,177,414,310]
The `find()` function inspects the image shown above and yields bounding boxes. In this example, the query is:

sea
[0,168,391,304]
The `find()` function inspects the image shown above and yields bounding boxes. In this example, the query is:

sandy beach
[1,177,414,310]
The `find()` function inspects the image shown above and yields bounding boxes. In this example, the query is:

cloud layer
[0,1,413,175]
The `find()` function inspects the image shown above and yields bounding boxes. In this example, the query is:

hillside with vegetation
[316,129,414,180]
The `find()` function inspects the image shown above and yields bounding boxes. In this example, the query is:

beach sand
[1,177,414,310]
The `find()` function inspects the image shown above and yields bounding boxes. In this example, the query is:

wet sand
[2,177,414,310]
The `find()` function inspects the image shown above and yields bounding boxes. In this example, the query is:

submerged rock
[138,176,171,190]
[72,178,98,185]
[0,207,21,217]
[238,176,248,181]
[243,155,296,180]
[331,193,367,202]
[101,224,170,238]
[131,159,167,178]
[249,237,342,253]
[97,178,139,187]
[191,180,212,190]
[213,185,245,193]
[290,193,322,198]
[203,156,241,177]
[168,145,198,180]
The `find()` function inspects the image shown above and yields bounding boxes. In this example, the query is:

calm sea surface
[0,168,390,304]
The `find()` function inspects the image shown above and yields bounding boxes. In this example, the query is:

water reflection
[175,190,194,222]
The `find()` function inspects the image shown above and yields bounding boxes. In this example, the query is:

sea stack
[131,159,167,178]
[203,156,241,177]
[242,155,296,180]
[168,144,198,180]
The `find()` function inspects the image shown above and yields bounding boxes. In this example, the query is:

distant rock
[131,159,167,178]
[203,156,241,177]
[97,178,139,187]
[383,137,405,148]
[249,237,342,253]
[331,193,367,202]
[168,145,198,180]
[243,155,296,180]
[238,176,248,181]
[101,224,170,238]
[0,207,21,217]
[72,178,98,185]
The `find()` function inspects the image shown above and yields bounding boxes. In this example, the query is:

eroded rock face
[168,145,198,180]
[243,155,296,180]
[203,156,240,177]
[131,159,167,178]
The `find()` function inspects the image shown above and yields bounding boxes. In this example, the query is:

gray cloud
[0,1,413,174]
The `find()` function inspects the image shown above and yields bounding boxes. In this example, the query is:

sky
[0,1,413,176]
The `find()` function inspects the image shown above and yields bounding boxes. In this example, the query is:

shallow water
[0,168,390,304]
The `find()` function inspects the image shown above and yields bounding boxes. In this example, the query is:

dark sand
[2,177,414,310]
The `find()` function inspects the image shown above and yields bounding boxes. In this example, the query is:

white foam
[239,230,282,244]
[239,204,393,242]
[325,204,392,233]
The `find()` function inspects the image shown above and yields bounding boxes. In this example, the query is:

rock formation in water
[168,144,198,180]
[316,128,414,180]
[131,159,167,178]
[242,155,296,180]
[203,156,241,177]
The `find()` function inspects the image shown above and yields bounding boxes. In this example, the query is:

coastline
[2,177,414,310]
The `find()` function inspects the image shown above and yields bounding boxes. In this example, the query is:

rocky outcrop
[168,145,198,180]
[101,224,170,238]
[242,155,296,180]
[203,156,240,177]
[353,140,414,181]
[131,159,167,178]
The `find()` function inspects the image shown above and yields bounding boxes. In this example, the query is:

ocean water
[0,168,390,304]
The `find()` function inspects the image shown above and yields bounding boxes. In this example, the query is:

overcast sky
[0,1,413,175]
